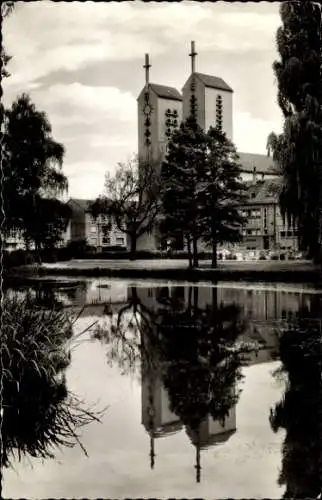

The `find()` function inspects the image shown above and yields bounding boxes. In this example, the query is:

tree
[160,118,208,268]
[267,1,322,263]
[3,94,70,255]
[22,196,72,252]
[160,119,246,268]
[1,1,15,78]
[270,299,322,498]
[199,127,246,267]
[91,156,161,260]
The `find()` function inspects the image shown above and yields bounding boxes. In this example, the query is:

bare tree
[91,156,161,260]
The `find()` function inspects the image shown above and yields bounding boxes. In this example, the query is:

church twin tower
[137,41,233,166]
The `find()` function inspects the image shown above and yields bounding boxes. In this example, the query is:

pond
[2,278,322,498]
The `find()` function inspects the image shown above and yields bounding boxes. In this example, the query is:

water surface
[3,278,322,498]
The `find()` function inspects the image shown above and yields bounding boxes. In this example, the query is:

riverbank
[5,259,322,284]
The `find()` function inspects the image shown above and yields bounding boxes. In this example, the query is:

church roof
[195,72,233,93]
[238,152,279,175]
[149,83,182,101]
[182,72,233,93]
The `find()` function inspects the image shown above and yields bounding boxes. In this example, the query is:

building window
[165,108,179,139]
[102,236,111,245]
[280,231,285,238]
[116,237,124,245]
[264,208,267,228]
[216,95,223,132]
[287,230,293,237]
[90,225,97,233]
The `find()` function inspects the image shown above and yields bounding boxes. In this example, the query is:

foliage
[23,196,72,251]
[91,156,161,259]
[160,119,246,267]
[1,1,15,78]
[1,293,105,468]
[160,118,208,267]
[270,299,322,499]
[267,1,322,261]
[199,127,247,266]
[3,94,70,252]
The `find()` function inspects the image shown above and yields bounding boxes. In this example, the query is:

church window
[216,95,223,132]
[164,108,179,140]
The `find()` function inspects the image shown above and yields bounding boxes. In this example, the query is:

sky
[3,1,284,199]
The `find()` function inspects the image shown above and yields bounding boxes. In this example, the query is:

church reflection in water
[5,279,321,494]
[115,283,322,488]
[132,285,253,482]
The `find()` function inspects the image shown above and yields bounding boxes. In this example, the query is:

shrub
[1,294,104,467]
[3,249,36,268]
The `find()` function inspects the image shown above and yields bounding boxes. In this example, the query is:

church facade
[137,42,235,252]
[136,42,297,256]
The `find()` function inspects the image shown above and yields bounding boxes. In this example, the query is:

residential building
[239,178,298,253]
[64,198,128,249]
[4,228,26,252]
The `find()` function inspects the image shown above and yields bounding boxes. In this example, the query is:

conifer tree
[199,127,246,268]
[160,118,208,268]
[160,121,245,268]
[267,1,322,262]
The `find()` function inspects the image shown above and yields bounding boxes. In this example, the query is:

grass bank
[6,261,322,285]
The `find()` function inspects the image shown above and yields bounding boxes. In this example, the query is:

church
[136,41,285,254]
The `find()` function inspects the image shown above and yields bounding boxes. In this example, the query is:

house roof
[238,152,279,175]
[244,178,281,205]
[138,83,182,101]
[68,198,94,212]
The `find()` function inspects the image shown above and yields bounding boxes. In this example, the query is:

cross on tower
[144,53,151,87]
[189,40,197,74]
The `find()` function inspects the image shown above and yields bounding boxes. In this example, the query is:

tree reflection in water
[96,285,250,482]
[1,294,104,472]
[270,300,322,499]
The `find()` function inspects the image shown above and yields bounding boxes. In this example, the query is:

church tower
[182,41,233,140]
[137,54,183,251]
[137,54,183,171]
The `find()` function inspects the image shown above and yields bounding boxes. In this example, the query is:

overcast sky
[3,1,283,199]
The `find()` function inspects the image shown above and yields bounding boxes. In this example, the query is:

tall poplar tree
[267,1,322,262]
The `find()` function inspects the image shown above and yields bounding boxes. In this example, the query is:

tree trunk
[212,237,217,268]
[35,239,42,264]
[192,236,199,268]
[193,286,199,313]
[130,234,137,260]
[188,286,192,310]
[186,236,193,268]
